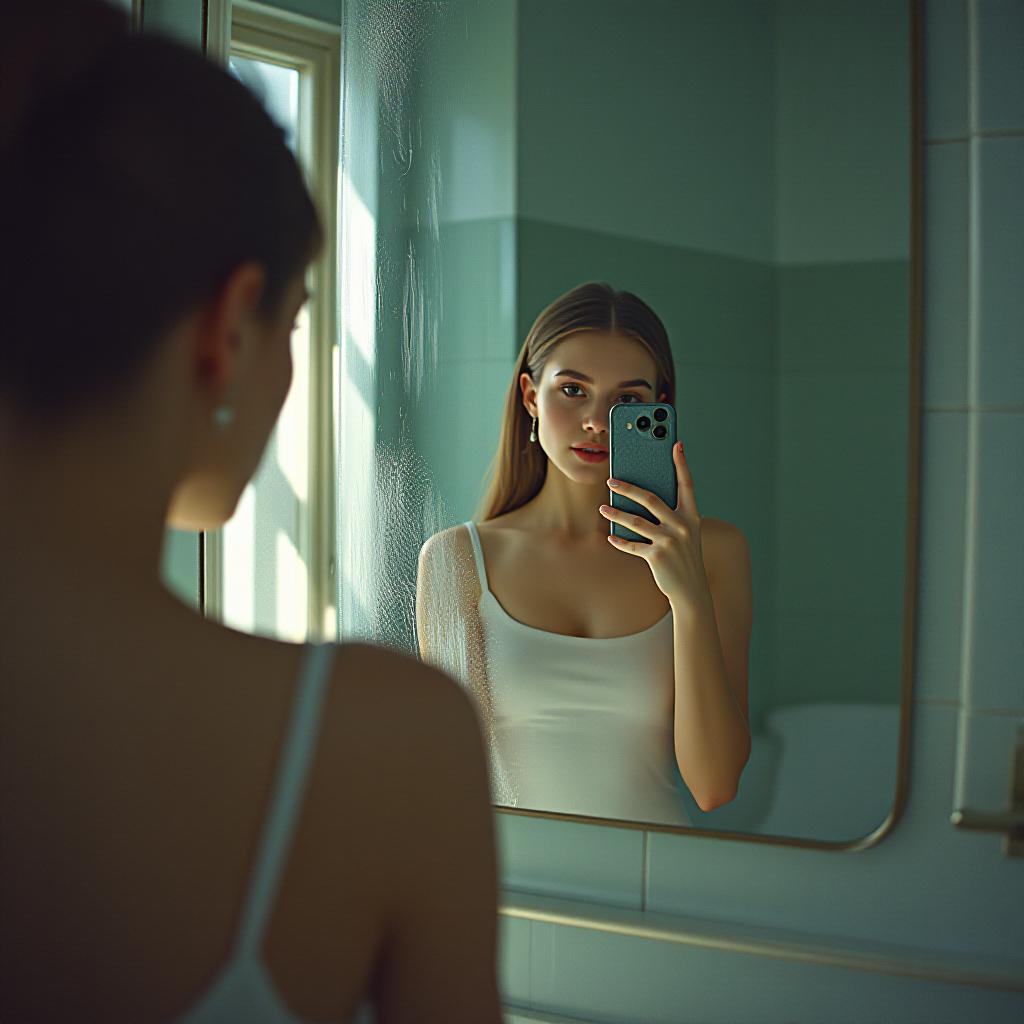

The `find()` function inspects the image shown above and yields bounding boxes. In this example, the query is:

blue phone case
[608,403,677,544]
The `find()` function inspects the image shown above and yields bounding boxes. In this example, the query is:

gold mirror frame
[493,0,924,853]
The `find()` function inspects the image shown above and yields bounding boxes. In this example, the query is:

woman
[417,282,752,826]
[0,4,501,1022]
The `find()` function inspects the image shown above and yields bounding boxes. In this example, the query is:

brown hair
[477,282,676,521]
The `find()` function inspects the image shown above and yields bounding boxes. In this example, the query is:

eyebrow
[553,369,653,390]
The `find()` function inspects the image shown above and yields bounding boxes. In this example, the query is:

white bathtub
[694,701,902,842]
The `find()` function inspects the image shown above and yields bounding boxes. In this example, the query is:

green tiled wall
[772,262,910,708]
[341,0,910,799]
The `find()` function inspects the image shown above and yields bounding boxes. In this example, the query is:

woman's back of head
[0,0,320,421]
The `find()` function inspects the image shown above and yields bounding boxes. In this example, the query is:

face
[168,274,309,531]
[520,330,667,484]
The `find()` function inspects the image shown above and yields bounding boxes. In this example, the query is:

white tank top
[463,522,691,827]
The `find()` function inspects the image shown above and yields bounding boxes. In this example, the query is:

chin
[166,487,241,532]
[551,452,607,485]
[165,509,229,533]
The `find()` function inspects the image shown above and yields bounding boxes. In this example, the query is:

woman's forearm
[670,594,751,811]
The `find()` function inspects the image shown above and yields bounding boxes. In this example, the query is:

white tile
[953,707,1024,814]
[975,137,1024,407]
[924,0,970,140]
[963,413,1024,711]
[497,812,645,909]
[646,703,1024,958]
[916,411,968,701]
[527,919,1024,1024]
[975,0,1024,133]
[923,143,969,408]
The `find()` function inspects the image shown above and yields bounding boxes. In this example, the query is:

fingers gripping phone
[608,403,678,544]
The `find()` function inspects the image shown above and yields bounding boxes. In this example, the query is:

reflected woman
[417,283,753,826]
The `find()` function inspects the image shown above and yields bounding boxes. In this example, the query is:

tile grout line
[926,129,1024,145]
[923,403,1024,414]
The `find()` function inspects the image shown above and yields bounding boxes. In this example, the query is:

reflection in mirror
[331,0,912,844]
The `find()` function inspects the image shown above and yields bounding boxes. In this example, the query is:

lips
[571,445,608,454]
[572,445,609,463]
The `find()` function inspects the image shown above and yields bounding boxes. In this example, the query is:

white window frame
[202,1,340,642]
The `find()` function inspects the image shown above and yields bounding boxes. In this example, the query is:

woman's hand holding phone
[599,440,712,617]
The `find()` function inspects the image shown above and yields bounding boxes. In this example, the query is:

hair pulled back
[477,281,676,521]
[0,1,321,418]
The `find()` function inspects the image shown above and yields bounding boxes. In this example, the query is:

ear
[193,262,267,393]
[519,371,538,418]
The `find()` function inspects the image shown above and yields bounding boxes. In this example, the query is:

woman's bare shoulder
[473,508,534,550]
[700,517,751,583]
[419,523,475,564]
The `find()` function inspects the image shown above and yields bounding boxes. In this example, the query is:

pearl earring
[213,404,235,430]
[529,416,537,443]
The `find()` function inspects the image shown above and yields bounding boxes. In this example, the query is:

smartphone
[608,402,677,544]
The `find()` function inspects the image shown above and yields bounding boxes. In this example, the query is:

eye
[560,385,645,403]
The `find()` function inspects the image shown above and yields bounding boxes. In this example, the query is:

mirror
[324,0,915,845]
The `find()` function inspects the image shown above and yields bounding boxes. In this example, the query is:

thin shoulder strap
[462,520,489,592]
[233,642,335,956]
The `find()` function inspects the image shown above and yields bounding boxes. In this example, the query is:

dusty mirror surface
[327,0,913,845]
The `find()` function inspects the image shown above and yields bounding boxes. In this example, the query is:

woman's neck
[0,403,178,597]
[522,465,609,540]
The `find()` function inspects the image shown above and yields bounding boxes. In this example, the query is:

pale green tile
[916,411,968,702]
[924,0,970,140]
[528,916,1024,1023]
[516,219,776,370]
[976,138,1024,407]
[497,813,644,909]
[499,915,532,1006]
[955,711,1024,813]
[976,0,1024,133]
[772,610,904,707]
[414,357,514,526]
[965,412,1024,711]
[775,370,909,616]
[923,143,969,407]
[647,703,1022,958]
[517,0,775,261]
[776,0,910,263]
[439,218,517,363]
[777,262,910,370]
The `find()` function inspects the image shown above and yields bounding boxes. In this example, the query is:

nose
[582,401,611,435]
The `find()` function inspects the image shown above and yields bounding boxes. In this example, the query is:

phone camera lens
[654,407,668,422]
[636,416,651,431]
[653,424,667,439]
